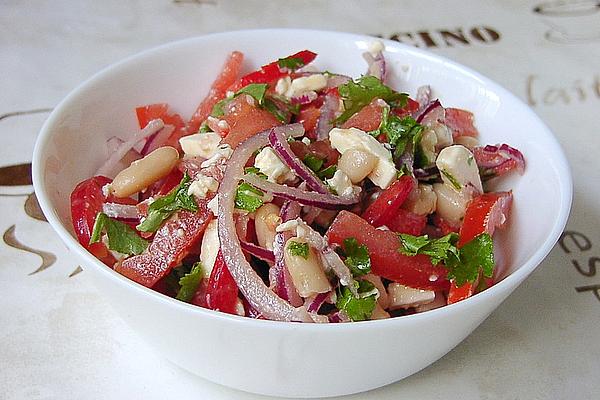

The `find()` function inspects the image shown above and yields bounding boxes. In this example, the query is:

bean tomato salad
[71,43,525,322]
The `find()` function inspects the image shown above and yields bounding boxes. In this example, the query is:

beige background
[1,1,599,399]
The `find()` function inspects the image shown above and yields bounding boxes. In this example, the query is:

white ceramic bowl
[32,29,572,398]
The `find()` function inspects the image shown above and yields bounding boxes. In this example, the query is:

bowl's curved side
[32,29,572,398]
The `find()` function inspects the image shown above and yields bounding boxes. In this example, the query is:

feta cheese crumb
[207,196,219,215]
[275,219,299,233]
[326,170,360,198]
[179,132,222,158]
[176,228,185,238]
[285,74,327,98]
[254,147,295,183]
[188,175,219,199]
[201,144,233,168]
[200,219,219,278]
[328,127,397,189]
[301,137,311,145]
[101,183,112,197]
[275,76,292,96]
[387,283,435,310]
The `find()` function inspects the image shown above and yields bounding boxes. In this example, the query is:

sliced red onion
[269,127,330,194]
[270,201,303,307]
[140,124,175,156]
[290,91,318,105]
[102,202,139,219]
[305,291,331,313]
[474,144,526,177]
[414,165,440,180]
[242,173,359,209]
[416,85,432,109]
[217,123,311,322]
[315,92,339,141]
[326,74,351,89]
[415,99,442,124]
[363,50,386,82]
[240,241,276,263]
[329,310,351,323]
[97,119,164,177]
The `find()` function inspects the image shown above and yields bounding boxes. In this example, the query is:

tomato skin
[116,206,212,288]
[205,250,239,315]
[445,108,478,138]
[156,168,184,196]
[392,97,420,118]
[70,176,115,264]
[221,96,281,148]
[387,209,427,235]
[188,51,244,134]
[297,105,320,137]
[341,98,384,132]
[327,211,449,290]
[447,191,513,304]
[361,175,415,228]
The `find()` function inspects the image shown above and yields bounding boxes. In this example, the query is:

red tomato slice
[205,250,239,315]
[445,108,478,138]
[387,209,427,236]
[135,104,185,130]
[341,98,384,132]
[392,97,420,118]
[447,191,513,304]
[70,176,115,264]
[116,206,212,288]
[297,105,321,137]
[188,51,244,134]
[221,95,281,148]
[361,175,415,228]
[156,168,184,196]
[327,211,449,290]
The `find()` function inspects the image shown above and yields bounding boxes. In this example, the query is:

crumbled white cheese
[368,40,385,55]
[176,228,185,238]
[285,74,327,98]
[301,137,311,146]
[201,144,233,168]
[435,145,482,193]
[328,127,397,189]
[254,147,295,183]
[101,183,112,197]
[200,219,219,278]
[188,175,219,199]
[275,76,292,96]
[326,170,360,198]
[179,132,222,159]
[275,219,299,233]
[207,196,219,215]
[387,283,435,310]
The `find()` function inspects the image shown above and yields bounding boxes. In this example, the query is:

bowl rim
[32,28,573,330]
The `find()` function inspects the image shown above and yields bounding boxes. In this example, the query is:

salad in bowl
[70,43,525,323]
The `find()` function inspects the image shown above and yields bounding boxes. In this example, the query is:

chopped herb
[316,164,337,179]
[198,122,212,133]
[336,280,378,321]
[137,173,198,232]
[373,106,424,161]
[244,166,268,179]
[90,212,149,255]
[398,232,495,286]
[440,169,462,190]
[335,76,408,124]
[237,83,268,106]
[263,98,288,123]
[277,55,306,70]
[176,262,204,302]
[210,98,229,117]
[234,182,264,212]
[287,241,309,259]
[303,154,324,173]
[342,237,371,277]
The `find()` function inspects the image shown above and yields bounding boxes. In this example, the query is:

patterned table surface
[1,1,599,399]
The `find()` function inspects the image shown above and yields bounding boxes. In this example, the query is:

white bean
[284,237,331,297]
[254,203,281,250]
[111,146,179,197]
[419,129,438,165]
[337,149,377,184]
[432,182,471,226]
[404,184,437,216]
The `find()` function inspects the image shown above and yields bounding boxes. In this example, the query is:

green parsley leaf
[336,280,378,321]
[372,106,424,164]
[244,166,268,179]
[235,182,264,212]
[277,56,305,70]
[399,233,460,266]
[287,241,309,259]
[237,83,268,106]
[198,123,212,133]
[137,173,198,232]
[398,232,495,287]
[335,76,408,124]
[176,262,204,302]
[342,237,371,277]
[316,164,337,179]
[210,98,229,117]
[440,169,462,190]
[446,233,495,286]
[303,154,324,173]
[90,212,149,255]
[263,98,288,123]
